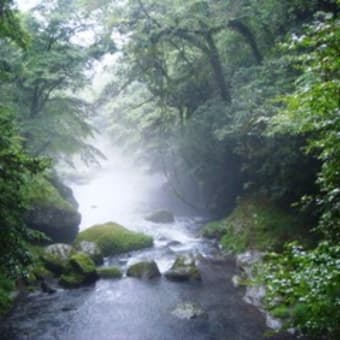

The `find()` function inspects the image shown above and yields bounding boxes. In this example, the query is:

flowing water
[1,139,297,340]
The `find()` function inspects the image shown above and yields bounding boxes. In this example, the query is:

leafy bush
[261,242,340,338]
[0,108,47,278]
[0,273,15,315]
[271,13,340,241]
[202,196,306,253]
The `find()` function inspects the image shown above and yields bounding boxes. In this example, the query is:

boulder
[164,255,201,282]
[42,244,72,275]
[145,210,174,224]
[76,222,153,256]
[127,261,161,279]
[75,241,103,265]
[172,302,208,320]
[97,267,122,279]
[24,176,80,244]
[59,252,98,288]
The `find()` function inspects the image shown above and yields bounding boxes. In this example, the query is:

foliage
[0,272,15,315]
[24,175,74,212]
[0,108,47,278]
[0,0,115,163]
[202,196,308,253]
[271,13,340,240]
[94,0,335,214]
[0,0,29,47]
[261,242,340,338]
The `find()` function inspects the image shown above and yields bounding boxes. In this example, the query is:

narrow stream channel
[1,139,297,340]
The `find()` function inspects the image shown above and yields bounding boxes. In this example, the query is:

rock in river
[59,252,98,288]
[24,176,81,244]
[74,240,103,265]
[42,243,73,275]
[164,254,201,282]
[127,261,161,279]
[76,222,153,256]
[145,210,174,223]
[172,302,208,320]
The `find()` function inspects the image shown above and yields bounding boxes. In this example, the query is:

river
[1,139,297,340]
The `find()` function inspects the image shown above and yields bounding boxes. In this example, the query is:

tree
[0,1,47,279]
[271,12,340,240]
[0,0,115,162]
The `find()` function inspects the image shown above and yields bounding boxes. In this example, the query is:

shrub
[261,242,340,338]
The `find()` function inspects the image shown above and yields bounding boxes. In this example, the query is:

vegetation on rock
[76,222,153,257]
[59,252,98,288]
[165,255,201,282]
[127,261,161,279]
[202,197,310,253]
[97,267,122,279]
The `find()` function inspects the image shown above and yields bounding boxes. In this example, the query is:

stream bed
[0,146,297,340]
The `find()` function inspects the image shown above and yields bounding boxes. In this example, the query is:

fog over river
[1,135,296,340]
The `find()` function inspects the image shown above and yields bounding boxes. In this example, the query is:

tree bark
[205,32,231,103]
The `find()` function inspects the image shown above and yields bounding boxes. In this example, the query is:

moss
[165,255,201,281]
[24,245,54,282]
[202,219,229,239]
[41,253,67,276]
[202,196,307,253]
[68,252,96,275]
[0,273,15,316]
[59,273,86,288]
[97,267,122,279]
[25,175,74,212]
[76,222,153,256]
[127,261,160,279]
[59,252,98,288]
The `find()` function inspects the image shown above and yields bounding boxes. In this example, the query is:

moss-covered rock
[42,244,72,275]
[97,267,122,279]
[24,176,81,244]
[74,241,103,265]
[202,196,306,253]
[76,222,153,257]
[164,255,201,282]
[59,252,98,288]
[127,261,161,279]
[145,210,174,223]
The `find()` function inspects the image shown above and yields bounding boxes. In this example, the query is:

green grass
[76,222,153,256]
[202,196,308,253]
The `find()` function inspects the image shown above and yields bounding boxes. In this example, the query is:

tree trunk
[205,33,231,103]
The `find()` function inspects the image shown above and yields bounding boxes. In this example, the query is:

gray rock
[45,244,73,260]
[127,261,161,279]
[42,244,73,275]
[145,210,174,223]
[172,302,208,320]
[75,241,103,265]
[40,280,56,294]
[25,178,80,244]
[164,255,201,282]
